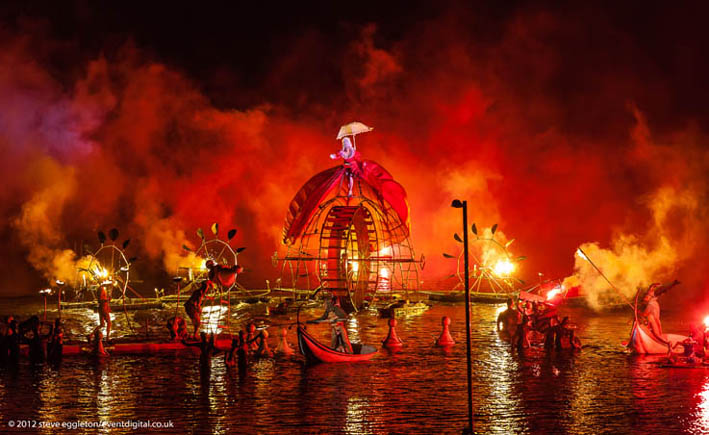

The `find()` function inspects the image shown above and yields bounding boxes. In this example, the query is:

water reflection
[3,302,709,433]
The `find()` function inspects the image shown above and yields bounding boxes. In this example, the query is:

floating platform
[160,289,271,304]
[21,338,236,357]
[424,291,515,303]
[60,298,164,311]
[377,301,430,318]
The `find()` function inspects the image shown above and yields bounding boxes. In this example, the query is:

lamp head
[451,199,464,208]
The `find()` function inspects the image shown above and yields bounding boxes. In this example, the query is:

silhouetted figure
[47,318,64,363]
[254,329,273,358]
[167,316,188,341]
[0,316,14,366]
[183,332,220,373]
[27,321,50,363]
[6,320,20,364]
[237,330,249,372]
[497,297,521,342]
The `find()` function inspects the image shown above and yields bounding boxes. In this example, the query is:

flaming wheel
[77,229,133,301]
[468,237,520,293]
[86,245,130,299]
[195,239,239,292]
[444,224,524,294]
[183,224,243,334]
[318,205,379,313]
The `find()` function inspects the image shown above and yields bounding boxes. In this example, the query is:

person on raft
[184,278,215,338]
[497,297,521,341]
[642,280,681,341]
[97,284,112,341]
[184,261,244,338]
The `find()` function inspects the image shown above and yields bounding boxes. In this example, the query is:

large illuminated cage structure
[276,157,422,313]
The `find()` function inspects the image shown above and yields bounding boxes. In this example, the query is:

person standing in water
[497,297,521,342]
[97,284,111,341]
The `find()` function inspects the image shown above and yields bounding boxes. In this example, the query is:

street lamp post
[452,199,473,434]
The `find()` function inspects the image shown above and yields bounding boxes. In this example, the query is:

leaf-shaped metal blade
[517,256,527,261]
[454,233,463,243]
[122,239,131,249]
[443,253,456,259]
[182,244,192,252]
[227,229,237,240]
[471,224,478,235]
[211,222,218,236]
[446,274,456,279]
[236,247,246,253]
[505,239,515,248]
[128,256,138,263]
[491,224,498,234]
[98,231,106,244]
[197,228,204,240]
[109,228,119,241]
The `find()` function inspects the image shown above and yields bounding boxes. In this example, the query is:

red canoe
[629,322,687,355]
[297,325,377,363]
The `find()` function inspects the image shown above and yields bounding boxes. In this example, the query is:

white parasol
[336,122,373,148]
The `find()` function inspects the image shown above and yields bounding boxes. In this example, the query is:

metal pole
[43,295,47,321]
[462,201,473,434]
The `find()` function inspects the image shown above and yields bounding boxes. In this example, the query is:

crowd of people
[182,321,274,374]
[0,315,64,365]
[497,297,581,352]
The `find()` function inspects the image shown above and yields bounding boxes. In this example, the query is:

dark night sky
[3,1,707,123]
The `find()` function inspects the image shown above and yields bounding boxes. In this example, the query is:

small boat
[297,325,377,363]
[629,322,686,355]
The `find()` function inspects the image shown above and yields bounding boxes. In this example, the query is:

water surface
[0,298,706,434]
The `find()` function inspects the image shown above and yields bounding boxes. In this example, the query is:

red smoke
[1,6,708,305]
